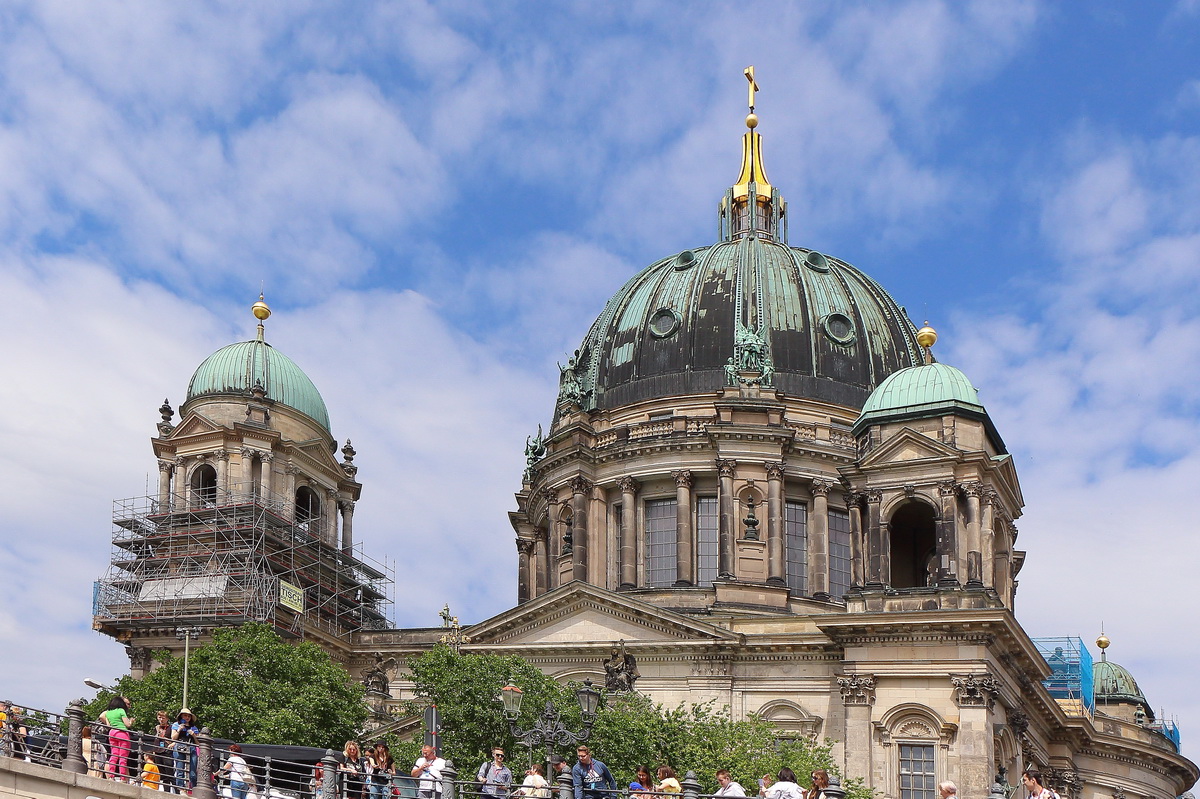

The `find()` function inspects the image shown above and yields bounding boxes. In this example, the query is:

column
[838,675,876,784]
[339,500,356,553]
[845,491,864,588]
[936,481,960,586]
[673,470,694,586]
[981,490,997,590]
[808,479,832,599]
[158,459,174,508]
[516,539,535,603]
[259,452,274,498]
[617,477,640,589]
[214,450,229,504]
[569,476,592,583]
[865,490,884,587]
[174,456,188,508]
[284,462,299,512]
[239,447,257,499]
[325,488,338,547]
[766,462,785,585]
[536,526,549,596]
[963,481,983,586]
[716,459,737,579]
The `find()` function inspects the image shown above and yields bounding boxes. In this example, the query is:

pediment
[466,583,741,647]
[170,412,223,439]
[859,428,960,469]
[294,439,341,472]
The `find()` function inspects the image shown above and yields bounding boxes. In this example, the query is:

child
[142,750,162,791]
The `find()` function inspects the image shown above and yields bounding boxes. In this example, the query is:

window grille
[645,499,678,587]
[785,501,807,594]
[898,743,935,799]
[697,497,719,585]
[829,508,851,599]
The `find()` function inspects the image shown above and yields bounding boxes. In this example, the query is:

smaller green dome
[1094,659,1150,707]
[853,361,1005,451]
[186,339,331,433]
[860,362,982,416]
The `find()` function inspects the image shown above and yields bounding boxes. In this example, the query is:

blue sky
[2,1,1199,756]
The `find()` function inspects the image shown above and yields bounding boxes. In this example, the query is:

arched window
[295,486,321,530]
[889,501,937,589]
[190,464,217,508]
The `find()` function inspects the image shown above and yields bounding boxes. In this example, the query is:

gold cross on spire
[744,66,759,111]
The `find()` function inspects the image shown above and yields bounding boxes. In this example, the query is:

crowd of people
[4,701,1058,799]
[82,697,201,793]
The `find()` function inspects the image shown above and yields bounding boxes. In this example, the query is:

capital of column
[937,480,958,497]
[325,488,337,502]
[616,476,641,494]
[765,462,786,480]
[569,475,594,495]
[811,478,833,497]
[213,449,229,462]
[260,451,275,463]
[174,456,186,470]
[837,674,877,705]
[540,486,560,505]
[338,499,356,514]
[239,446,258,460]
[960,480,984,498]
[284,462,300,476]
[158,459,175,473]
[672,470,693,488]
[950,672,1000,709]
[983,486,1000,505]
[716,459,737,478]
[515,538,537,556]
[865,489,883,504]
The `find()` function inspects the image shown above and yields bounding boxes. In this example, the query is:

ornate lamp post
[500,679,600,774]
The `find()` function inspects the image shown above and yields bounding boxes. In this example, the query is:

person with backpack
[477,747,513,798]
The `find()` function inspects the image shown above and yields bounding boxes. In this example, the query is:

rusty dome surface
[568,236,924,413]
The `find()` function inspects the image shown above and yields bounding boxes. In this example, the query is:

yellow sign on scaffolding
[279,579,305,613]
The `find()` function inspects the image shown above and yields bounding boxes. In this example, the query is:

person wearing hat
[171,708,200,792]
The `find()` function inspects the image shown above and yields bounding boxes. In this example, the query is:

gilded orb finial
[1097,632,1110,651]
[252,292,272,321]
[916,321,937,349]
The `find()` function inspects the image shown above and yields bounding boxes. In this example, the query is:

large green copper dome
[566,238,924,413]
[185,339,331,432]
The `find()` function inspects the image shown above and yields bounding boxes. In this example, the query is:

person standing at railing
[171,708,200,792]
[341,740,369,799]
[514,763,549,799]
[100,696,135,781]
[217,743,253,799]
[143,749,163,790]
[758,769,804,799]
[412,744,446,799]
[807,770,830,799]
[477,747,513,799]
[654,767,681,795]
[571,746,616,799]
[83,725,108,779]
[715,770,747,797]
[154,711,177,793]
[367,742,397,799]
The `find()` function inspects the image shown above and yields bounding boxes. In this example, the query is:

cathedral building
[94,72,1195,799]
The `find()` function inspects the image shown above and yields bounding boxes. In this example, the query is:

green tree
[402,648,871,799]
[84,623,368,747]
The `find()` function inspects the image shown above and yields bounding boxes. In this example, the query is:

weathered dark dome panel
[568,239,922,414]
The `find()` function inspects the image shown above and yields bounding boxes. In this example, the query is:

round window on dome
[674,250,697,270]
[821,313,857,346]
[804,250,830,272]
[649,308,681,338]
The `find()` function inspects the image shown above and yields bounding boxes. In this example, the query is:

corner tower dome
[183,297,332,433]
[557,69,923,418]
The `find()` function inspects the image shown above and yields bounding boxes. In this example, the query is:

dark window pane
[697,497,719,585]
[785,501,807,594]
[829,509,851,599]
[645,499,678,587]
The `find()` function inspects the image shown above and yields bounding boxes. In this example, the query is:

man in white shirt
[716,770,747,797]
[412,744,446,798]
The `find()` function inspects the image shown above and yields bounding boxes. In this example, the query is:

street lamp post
[499,679,600,778]
[176,627,202,709]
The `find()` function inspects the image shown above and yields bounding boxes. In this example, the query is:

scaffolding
[1033,637,1094,715]
[93,481,393,644]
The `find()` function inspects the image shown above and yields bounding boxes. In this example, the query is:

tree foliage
[402,648,871,799]
[83,623,368,748]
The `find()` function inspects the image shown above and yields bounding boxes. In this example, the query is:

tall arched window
[190,465,217,508]
[889,501,937,589]
[295,486,321,532]
[784,500,808,594]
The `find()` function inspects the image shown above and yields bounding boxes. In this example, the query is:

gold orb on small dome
[916,322,937,349]
[745,113,759,129]
[1096,633,1110,651]
[252,294,272,321]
